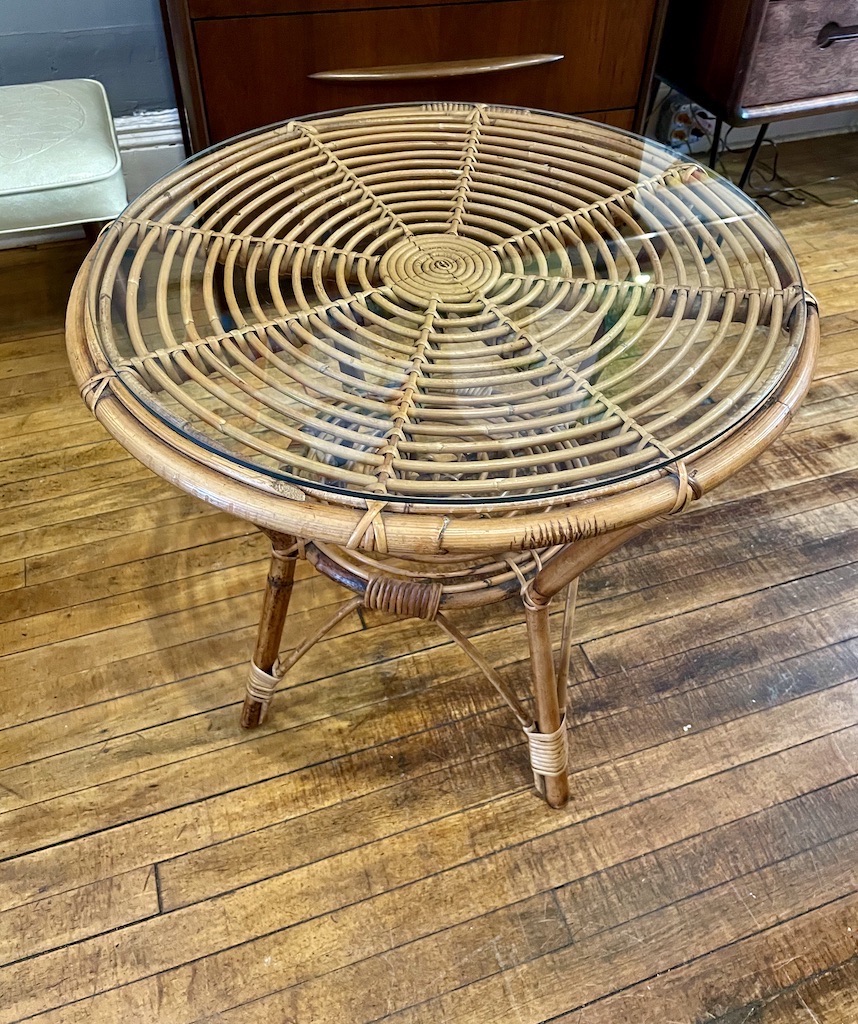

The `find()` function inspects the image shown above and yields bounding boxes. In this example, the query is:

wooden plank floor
[1,134,857,1024]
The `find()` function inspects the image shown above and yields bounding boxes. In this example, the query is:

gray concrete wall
[0,0,175,115]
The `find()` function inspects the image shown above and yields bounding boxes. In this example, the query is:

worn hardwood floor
[1,134,856,1024]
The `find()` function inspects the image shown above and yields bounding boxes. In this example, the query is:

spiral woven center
[380,234,502,304]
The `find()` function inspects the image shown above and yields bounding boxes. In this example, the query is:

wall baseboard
[0,108,186,250]
[114,107,185,151]
[114,108,186,200]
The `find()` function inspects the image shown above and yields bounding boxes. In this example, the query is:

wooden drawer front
[589,108,636,131]
[743,0,858,108]
[194,0,654,142]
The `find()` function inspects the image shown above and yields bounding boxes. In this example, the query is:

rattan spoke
[479,294,677,466]
[294,121,418,243]
[500,273,802,326]
[119,285,396,374]
[447,104,487,235]
[114,216,383,277]
[488,162,702,254]
[373,299,439,492]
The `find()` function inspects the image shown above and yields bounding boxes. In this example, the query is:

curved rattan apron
[67,104,818,807]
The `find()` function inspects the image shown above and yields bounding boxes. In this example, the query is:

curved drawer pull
[817,21,858,47]
[310,53,564,82]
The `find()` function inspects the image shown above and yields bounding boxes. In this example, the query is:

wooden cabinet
[161,0,667,151]
[657,0,858,124]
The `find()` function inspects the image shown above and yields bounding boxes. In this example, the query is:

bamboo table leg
[522,531,646,809]
[241,533,297,728]
[524,595,570,809]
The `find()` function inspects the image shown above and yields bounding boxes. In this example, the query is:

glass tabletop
[86,103,807,506]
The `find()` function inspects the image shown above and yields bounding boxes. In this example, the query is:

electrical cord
[647,94,858,209]
[714,125,858,209]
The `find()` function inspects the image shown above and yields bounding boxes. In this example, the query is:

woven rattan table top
[77,103,808,512]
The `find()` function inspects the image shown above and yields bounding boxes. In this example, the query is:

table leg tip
[541,776,570,809]
[240,698,266,729]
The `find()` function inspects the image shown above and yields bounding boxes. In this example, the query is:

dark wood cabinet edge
[657,0,769,124]
[188,0,593,18]
[161,0,666,151]
[657,72,746,126]
[197,104,637,153]
[162,0,212,152]
[727,0,770,117]
[634,0,669,132]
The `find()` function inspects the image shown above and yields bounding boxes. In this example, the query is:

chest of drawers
[162,0,667,150]
[658,0,858,124]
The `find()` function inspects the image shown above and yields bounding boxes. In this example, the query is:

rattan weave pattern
[83,103,806,508]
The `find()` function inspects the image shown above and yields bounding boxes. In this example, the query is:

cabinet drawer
[194,0,655,142]
[743,0,858,109]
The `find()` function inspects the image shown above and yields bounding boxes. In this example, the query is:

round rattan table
[66,103,818,807]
